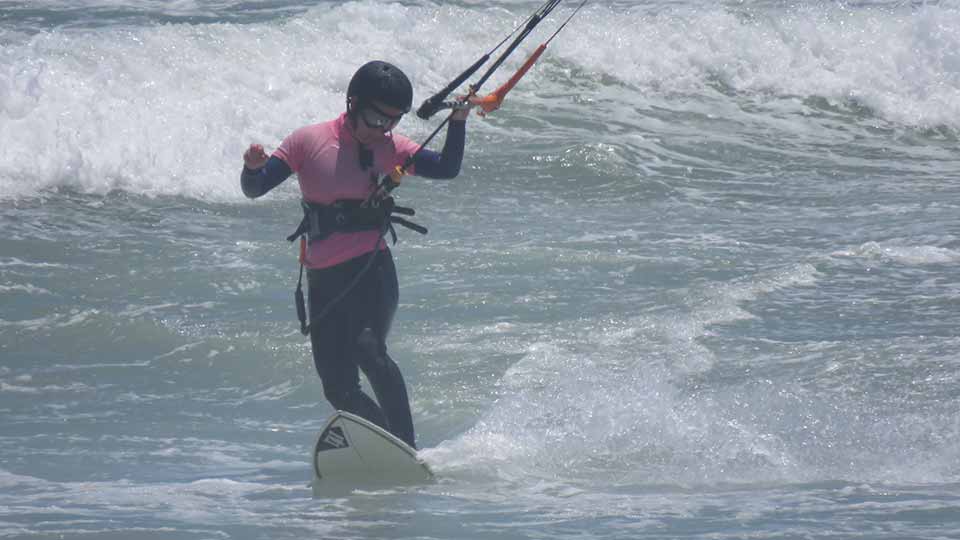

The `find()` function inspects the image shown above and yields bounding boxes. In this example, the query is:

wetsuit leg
[307,254,388,431]
[352,253,416,448]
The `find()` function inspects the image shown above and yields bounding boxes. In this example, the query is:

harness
[285,198,424,245]
[288,197,427,335]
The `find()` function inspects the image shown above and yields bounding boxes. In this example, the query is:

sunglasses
[359,102,404,131]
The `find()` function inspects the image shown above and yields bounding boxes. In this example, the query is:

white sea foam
[567,3,960,125]
[1,2,958,201]
[833,241,960,265]
[0,284,52,295]
[0,309,102,331]
[425,261,832,487]
[0,381,93,394]
[0,257,68,269]
[0,469,340,536]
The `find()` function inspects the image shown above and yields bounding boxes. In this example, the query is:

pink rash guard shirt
[272,113,421,269]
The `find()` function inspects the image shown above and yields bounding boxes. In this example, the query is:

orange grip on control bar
[389,165,405,186]
[470,43,547,116]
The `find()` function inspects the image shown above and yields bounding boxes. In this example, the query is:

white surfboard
[311,411,433,496]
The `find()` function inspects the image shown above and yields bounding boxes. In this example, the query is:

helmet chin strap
[346,95,364,134]
[346,95,356,118]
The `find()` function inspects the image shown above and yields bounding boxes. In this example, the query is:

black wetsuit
[241,119,465,448]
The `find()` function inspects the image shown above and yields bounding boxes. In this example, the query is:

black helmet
[347,60,413,114]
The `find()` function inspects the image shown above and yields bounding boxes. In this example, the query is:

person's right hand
[243,143,269,170]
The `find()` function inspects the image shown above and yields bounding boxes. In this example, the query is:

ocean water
[2,0,960,538]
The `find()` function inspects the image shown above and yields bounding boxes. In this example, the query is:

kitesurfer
[240,60,470,449]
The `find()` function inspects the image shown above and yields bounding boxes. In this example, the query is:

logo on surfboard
[316,426,349,451]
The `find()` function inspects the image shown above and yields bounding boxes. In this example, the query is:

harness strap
[295,263,308,335]
[391,216,427,235]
